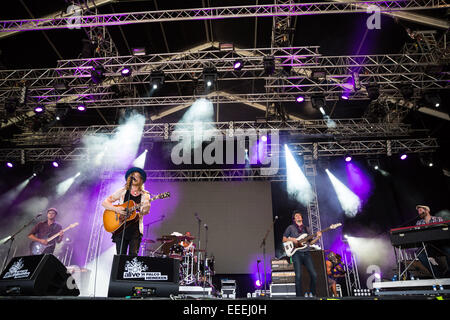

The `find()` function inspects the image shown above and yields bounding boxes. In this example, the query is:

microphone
[36,213,42,218]
[131,176,136,181]
[204,224,208,230]
[194,213,201,221]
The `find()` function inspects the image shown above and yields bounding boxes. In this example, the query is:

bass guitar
[283,223,342,257]
[30,222,79,255]
[103,192,170,233]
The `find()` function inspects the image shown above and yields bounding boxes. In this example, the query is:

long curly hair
[124,174,146,192]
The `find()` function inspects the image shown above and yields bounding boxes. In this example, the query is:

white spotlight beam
[326,169,361,217]
[285,144,314,205]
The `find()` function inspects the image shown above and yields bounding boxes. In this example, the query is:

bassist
[102,167,151,256]
[282,210,322,297]
[28,208,64,255]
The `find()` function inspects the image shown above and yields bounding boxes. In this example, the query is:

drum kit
[140,233,215,286]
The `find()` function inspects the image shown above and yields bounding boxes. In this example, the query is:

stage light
[6,162,13,168]
[91,65,106,84]
[366,84,380,100]
[400,153,408,160]
[261,135,267,142]
[77,104,86,112]
[150,70,165,90]
[120,67,132,77]
[34,105,45,114]
[255,279,262,288]
[326,168,361,217]
[233,59,243,71]
[296,95,305,103]
[52,161,59,168]
[132,149,148,169]
[344,155,352,162]
[423,92,441,108]
[311,95,326,114]
[203,67,217,91]
[341,93,349,100]
[263,56,275,75]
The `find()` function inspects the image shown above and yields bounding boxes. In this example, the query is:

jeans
[417,244,450,278]
[292,250,317,296]
[113,235,142,256]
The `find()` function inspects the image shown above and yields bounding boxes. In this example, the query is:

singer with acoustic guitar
[282,210,322,297]
[28,208,64,255]
[102,167,151,256]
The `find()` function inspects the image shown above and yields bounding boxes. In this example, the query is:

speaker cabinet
[0,254,80,296]
[108,255,180,297]
[300,250,329,297]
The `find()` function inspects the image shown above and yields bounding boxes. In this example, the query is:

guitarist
[102,167,151,256]
[28,208,64,255]
[282,210,322,297]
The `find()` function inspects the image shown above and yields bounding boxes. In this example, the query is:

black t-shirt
[112,191,142,240]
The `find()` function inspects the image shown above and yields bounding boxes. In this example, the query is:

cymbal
[177,235,195,241]
[157,236,175,242]
[142,239,155,243]
[194,249,206,252]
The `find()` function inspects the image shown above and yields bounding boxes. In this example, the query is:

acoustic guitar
[103,192,170,233]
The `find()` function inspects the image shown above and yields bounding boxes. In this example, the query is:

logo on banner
[123,257,168,281]
[3,258,31,279]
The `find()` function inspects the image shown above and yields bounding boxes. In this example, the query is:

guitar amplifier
[108,255,180,297]
[271,271,295,284]
[271,258,294,272]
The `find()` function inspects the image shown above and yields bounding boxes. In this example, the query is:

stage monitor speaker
[108,255,180,297]
[300,250,329,297]
[0,254,80,296]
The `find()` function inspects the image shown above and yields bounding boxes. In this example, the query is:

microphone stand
[194,213,201,284]
[119,177,134,256]
[1,215,40,272]
[203,224,209,294]
[259,216,278,297]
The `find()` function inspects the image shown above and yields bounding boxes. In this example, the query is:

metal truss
[0,1,448,32]
[1,49,447,109]
[5,118,414,146]
[0,138,438,165]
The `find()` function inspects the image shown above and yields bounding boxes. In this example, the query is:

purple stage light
[296,95,305,103]
[233,60,243,70]
[34,106,44,113]
[6,162,13,168]
[52,161,59,168]
[345,155,352,162]
[261,135,267,142]
[341,94,349,100]
[400,154,407,160]
[255,279,262,287]
[77,104,86,112]
[120,67,131,76]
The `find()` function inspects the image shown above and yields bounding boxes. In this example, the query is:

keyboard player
[415,205,450,278]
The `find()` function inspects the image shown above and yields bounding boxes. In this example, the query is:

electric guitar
[103,192,170,233]
[30,222,79,255]
[283,223,342,257]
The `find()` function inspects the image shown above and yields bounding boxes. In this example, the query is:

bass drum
[169,244,184,260]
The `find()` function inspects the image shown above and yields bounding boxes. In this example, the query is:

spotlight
[90,65,106,84]
[150,70,165,90]
[6,162,13,168]
[263,56,275,75]
[52,161,59,168]
[203,66,217,91]
[296,95,305,103]
[233,59,243,71]
[341,93,349,100]
[311,95,326,115]
[366,84,380,100]
[55,103,70,120]
[345,155,352,162]
[77,104,86,112]
[423,92,441,108]
[120,67,132,77]
[400,153,408,160]
[34,105,45,114]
